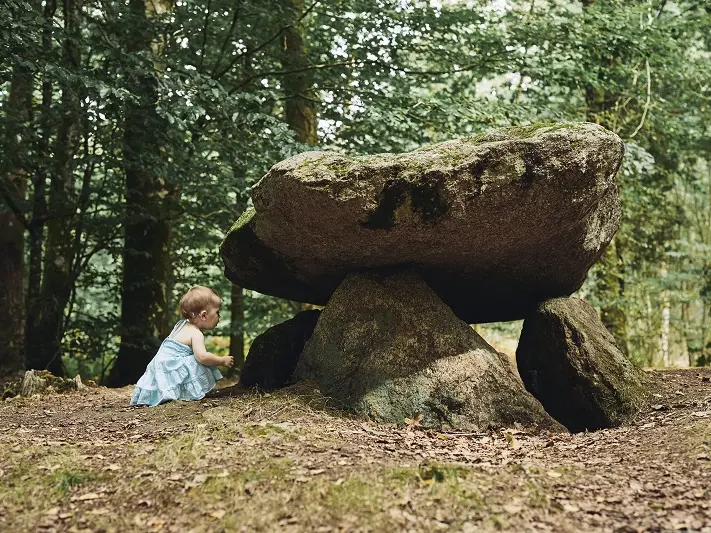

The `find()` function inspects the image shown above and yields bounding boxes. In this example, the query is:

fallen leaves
[502,503,523,514]
[404,412,424,428]
[71,492,101,502]
[183,473,207,489]
[3,368,711,533]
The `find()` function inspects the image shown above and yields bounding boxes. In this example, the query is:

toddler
[130,286,234,406]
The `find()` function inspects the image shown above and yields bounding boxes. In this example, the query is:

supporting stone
[293,270,563,431]
[241,310,321,391]
[516,297,648,432]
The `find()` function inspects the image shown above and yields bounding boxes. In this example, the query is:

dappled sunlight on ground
[1,369,710,532]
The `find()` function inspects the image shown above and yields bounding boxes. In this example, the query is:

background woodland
[1,0,710,385]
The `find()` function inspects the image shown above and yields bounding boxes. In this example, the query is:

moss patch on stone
[291,122,603,181]
[230,207,256,233]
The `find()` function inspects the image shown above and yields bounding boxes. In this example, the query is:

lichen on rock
[516,297,649,432]
[293,269,564,431]
[221,121,625,323]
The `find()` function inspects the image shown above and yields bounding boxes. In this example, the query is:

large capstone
[516,297,648,432]
[292,270,564,431]
[221,122,624,323]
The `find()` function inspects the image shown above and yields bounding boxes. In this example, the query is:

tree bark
[658,264,671,367]
[0,67,32,377]
[25,0,82,376]
[228,194,247,371]
[229,283,245,370]
[24,0,55,373]
[279,0,318,146]
[596,240,630,356]
[108,0,175,387]
[681,298,691,367]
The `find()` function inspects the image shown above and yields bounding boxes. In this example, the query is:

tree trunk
[658,264,671,367]
[228,194,247,371]
[25,0,82,376]
[279,0,318,146]
[229,284,245,370]
[24,0,55,373]
[108,0,175,387]
[596,240,630,356]
[0,67,32,377]
[702,300,710,366]
[681,299,691,367]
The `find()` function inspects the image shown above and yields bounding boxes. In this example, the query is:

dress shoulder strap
[168,319,189,339]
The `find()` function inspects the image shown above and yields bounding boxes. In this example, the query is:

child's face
[197,305,221,330]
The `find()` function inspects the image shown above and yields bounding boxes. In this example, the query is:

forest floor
[1,369,711,533]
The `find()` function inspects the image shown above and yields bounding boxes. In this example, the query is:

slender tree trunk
[679,276,691,367]
[596,240,630,356]
[24,0,55,372]
[228,194,247,371]
[108,0,175,387]
[681,299,691,367]
[25,0,80,377]
[0,67,32,377]
[658,264,671,367]
[229,283,245,370]
[279,0,318,146]
[702,299,710,365]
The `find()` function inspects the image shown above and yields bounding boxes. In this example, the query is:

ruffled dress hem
[129,323,223,407]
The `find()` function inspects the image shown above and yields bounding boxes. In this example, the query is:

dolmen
[221,122,649,433]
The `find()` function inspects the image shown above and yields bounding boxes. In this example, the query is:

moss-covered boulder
[240,310,320,391]
[516,297,648,432]
[293,270,564,431]
[20,370,85,397]
[221,122,624,323]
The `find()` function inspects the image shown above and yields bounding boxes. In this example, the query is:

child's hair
[179,286,221,319]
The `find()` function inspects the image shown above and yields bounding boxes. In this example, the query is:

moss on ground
[2,371,710,532]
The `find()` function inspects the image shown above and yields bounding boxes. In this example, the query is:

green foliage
[1,0,711,377]
[53,471,88,495]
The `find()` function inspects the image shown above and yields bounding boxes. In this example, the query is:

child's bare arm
[191,330,233,367]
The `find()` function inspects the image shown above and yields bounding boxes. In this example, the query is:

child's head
[179,286,222,330]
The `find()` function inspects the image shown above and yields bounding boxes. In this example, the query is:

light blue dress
[130,320,223,406]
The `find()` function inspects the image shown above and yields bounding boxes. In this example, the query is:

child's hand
[222,356,234,367]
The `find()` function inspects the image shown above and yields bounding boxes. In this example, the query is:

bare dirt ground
[1,368,711,533]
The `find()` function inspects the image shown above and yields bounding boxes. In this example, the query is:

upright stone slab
[293,270,563,431]
[516,297,648,432]
[241,310,320,391]
[221,122,624,323]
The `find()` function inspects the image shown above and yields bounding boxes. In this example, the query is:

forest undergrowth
[1,369,711,533]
